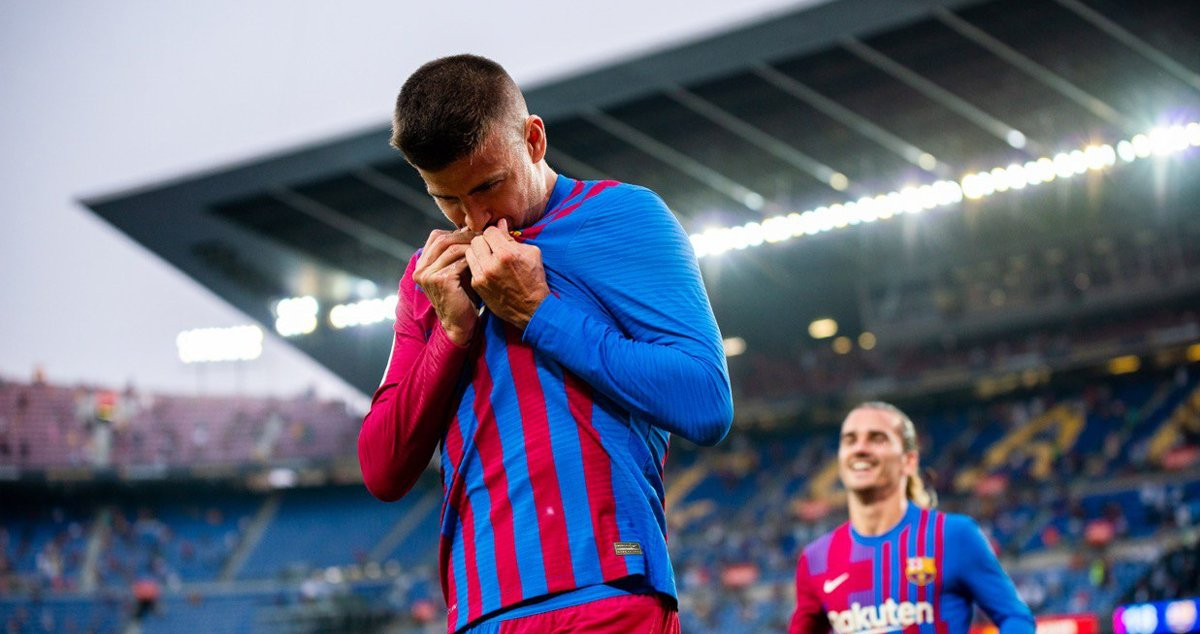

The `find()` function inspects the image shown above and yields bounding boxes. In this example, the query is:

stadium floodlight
[329,295,398,329]
[858,332,877,351]
[722,336,747,357]
[808,318,838,339]
[689,119,1199,259]
[176,325,263,364]
[1005,129,1027,149]
[1188,123,1200,147]
[274,296,318,337]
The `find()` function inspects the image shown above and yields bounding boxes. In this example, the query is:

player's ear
[525,115,547,164]
[903,451,919,476]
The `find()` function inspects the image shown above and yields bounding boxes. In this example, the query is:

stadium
[4,0,1200,632]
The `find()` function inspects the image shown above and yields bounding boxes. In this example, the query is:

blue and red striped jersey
[790,505,1034,634]
[361,174,733,633]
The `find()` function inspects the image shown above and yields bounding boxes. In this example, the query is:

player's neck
[534,161,559,219]
[848,493,908,537]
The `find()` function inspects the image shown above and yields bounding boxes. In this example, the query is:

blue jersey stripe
[536,361,602,583]
[584,409,651,582]
[589,411,641,548]
[878,540,888,605]
[480,318,548,598]
[458,416,502,617]
[450,506,470,632]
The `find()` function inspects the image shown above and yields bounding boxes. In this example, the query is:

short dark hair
[391,54,526,171]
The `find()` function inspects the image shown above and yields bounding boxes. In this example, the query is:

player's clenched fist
[413,228,479,346]
[464,218,550,329]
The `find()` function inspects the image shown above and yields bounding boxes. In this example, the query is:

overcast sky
[0,0,813,406]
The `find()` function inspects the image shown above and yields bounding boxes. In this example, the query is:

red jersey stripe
[935,512,946,629]
[459,494,483,622]
[916,509,929,607]
[503,325,576,592]
[470,338,524,605]
[564,371,629,580]
[900,526,919,634]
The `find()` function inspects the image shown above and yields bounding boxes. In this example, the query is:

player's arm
[955,517,1036,634]
[358,247,474,502]
[523,187,733,445]
[790,552,831,634]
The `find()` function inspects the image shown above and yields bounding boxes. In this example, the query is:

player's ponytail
[854,401,939,509]
[906,469,939,510]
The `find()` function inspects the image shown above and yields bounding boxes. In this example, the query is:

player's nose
[463,203,492,233]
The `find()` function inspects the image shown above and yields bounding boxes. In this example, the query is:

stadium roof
[85,0,1200,395]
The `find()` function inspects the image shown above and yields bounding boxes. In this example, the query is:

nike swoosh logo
[824,573,850,593]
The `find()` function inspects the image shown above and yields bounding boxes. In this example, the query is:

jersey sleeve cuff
[428,320,474,358]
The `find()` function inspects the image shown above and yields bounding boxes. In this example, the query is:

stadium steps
[1147,385,1200,463]
[1009,506,1054,554]
[954,403,1081,490]
[806,457,842,504]
[368,487,440,563]
[79,506,111,592]
[663,459,712,516]
[219,493,281,582]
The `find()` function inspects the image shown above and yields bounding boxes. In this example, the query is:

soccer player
[357,55,733,633]
[789,402,1034,634]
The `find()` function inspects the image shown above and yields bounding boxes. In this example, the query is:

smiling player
[789,402,1034,634]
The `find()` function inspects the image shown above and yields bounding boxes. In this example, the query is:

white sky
[0,0,812,407]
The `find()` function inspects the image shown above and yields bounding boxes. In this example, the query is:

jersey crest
[906,556,937,585]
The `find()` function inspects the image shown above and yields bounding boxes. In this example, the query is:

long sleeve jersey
[358,175,734,633]
[790,504,1035,634]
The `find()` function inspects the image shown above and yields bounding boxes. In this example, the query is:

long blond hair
[852,401,938,509]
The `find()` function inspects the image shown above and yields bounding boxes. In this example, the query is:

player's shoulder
[921,508,991,550]
[801,521,850,560]
[574,179,666,210]
[565,179,682,242]
[935,509,983,534]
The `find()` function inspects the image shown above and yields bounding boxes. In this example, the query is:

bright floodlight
[687,119,1199,260]
[722,336,747,357]
[808,318,838,339]
[329,296,398,329]
[274,296,319,337]
[743,192,765,210]
[176,325,263,364]
[1005,129,1027,149]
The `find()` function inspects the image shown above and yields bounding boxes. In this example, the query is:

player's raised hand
[464,218,550,329]
[413,228,479,345]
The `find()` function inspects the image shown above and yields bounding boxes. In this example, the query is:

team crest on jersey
[905,557,937,585]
